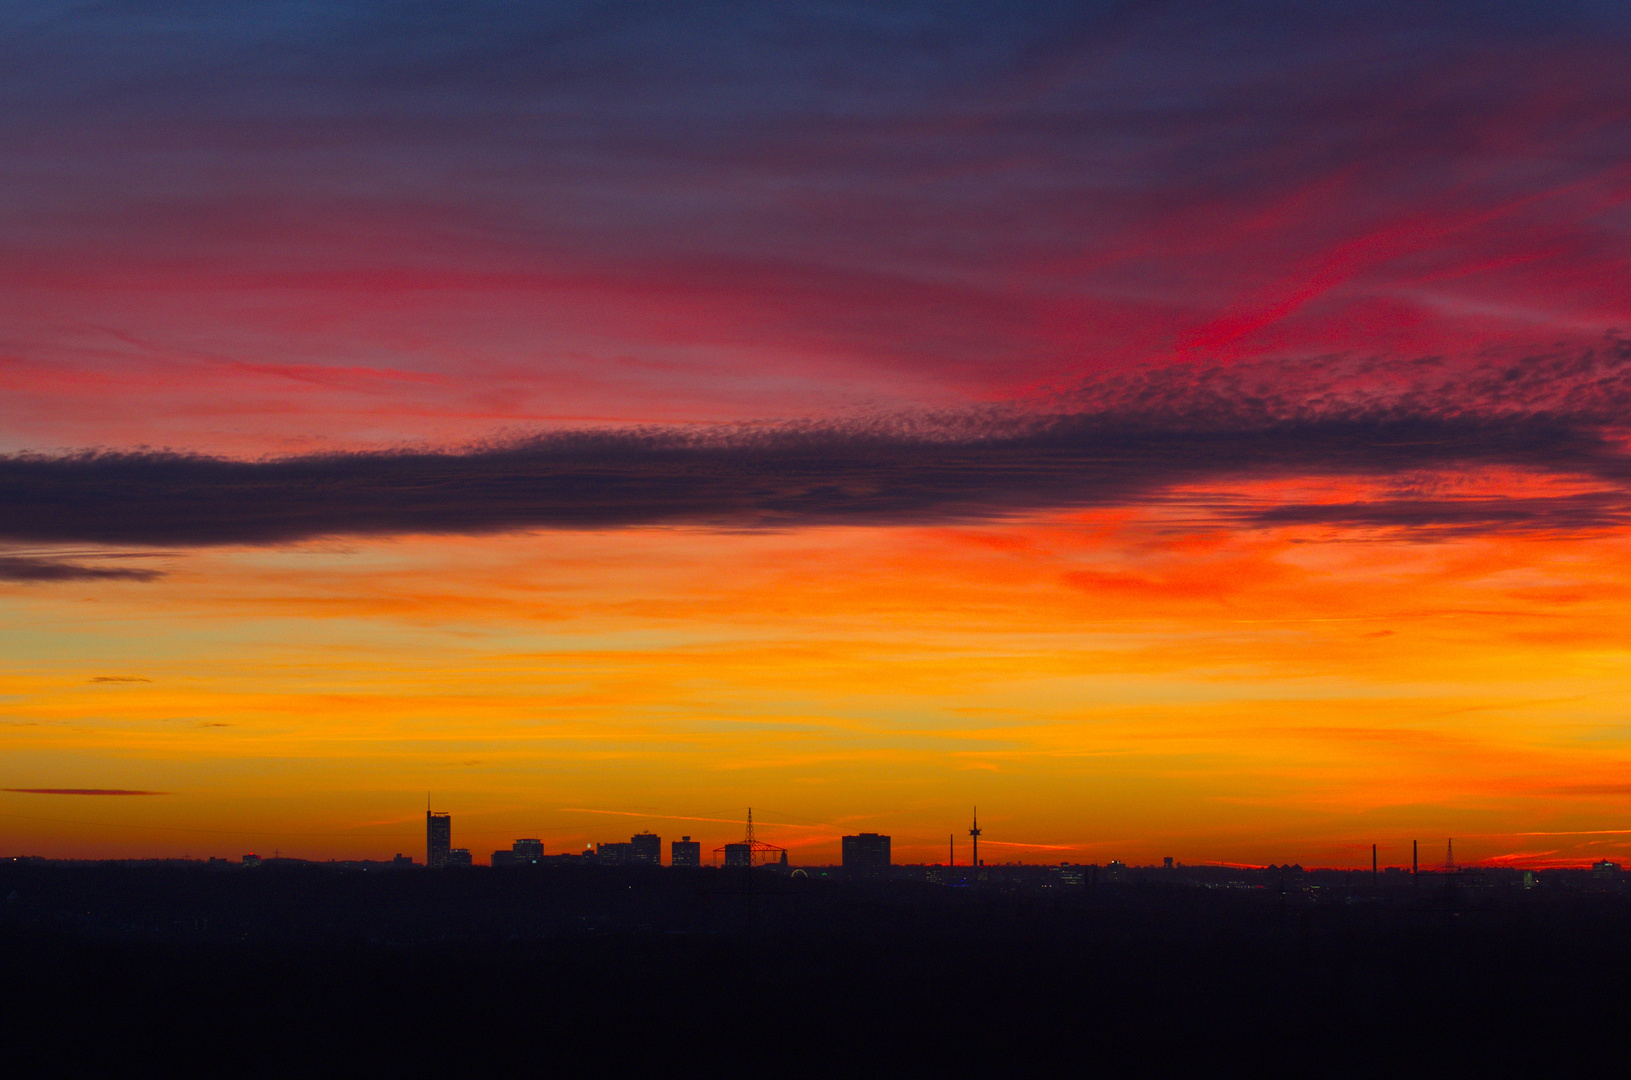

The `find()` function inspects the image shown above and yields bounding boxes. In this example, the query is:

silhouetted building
[1164,857,1174,870]
[427,811,451,869]
[242,853,260,867]
[494,839,544,867]
[596,842,634,865]
[1593,860,1621,880]
[842,833,891,879]
[723,843,752,867]
[392,853,414,867]
[672,836,700,867]
[445,848,472,868]
[631,832,661,865]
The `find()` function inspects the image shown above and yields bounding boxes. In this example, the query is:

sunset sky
[5,1,1631,868]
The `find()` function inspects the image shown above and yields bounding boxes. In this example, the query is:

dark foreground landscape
[4,861,1629,1075]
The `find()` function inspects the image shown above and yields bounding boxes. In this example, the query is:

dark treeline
[2,861,1627,1075]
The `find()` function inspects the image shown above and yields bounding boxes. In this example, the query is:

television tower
[968,807,981,876]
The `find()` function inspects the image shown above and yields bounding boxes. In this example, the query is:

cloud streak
[0,555,161,582]
[3,789,166,796]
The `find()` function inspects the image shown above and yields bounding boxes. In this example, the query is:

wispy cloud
[1,2,1628,450]
[0,556,161,582]
[4,788,167,796]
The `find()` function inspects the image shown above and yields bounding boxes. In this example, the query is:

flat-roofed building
[630,831,661,865]
[671,836,700,867]
[842,833,891,880]
[492,839,545,868]
[596,841,634,865]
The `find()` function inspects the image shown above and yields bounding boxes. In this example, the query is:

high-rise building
[445,848,472,868]
[671,836,700,867]
[427,811,451,869]
[841,833,891,879]
[513,838,544,859]
[630,831,661,865]
[722,843,752,867]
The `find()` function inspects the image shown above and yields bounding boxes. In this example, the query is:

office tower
[445,848,472,867]
[427,811,451,869]
[722,843,752,867]
[671,836,701,867]
[630,831,661,865]
[841,833,892,880]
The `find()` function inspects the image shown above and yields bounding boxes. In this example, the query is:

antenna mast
[968,807,981,877]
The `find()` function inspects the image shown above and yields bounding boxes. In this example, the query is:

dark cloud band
[0,403,1622,548]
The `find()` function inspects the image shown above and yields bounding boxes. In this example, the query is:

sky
[4,1,1631,868]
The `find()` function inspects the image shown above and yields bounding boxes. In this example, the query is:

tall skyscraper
[671,836,700,867]
[426,811,451,869]
[841,833,892,880]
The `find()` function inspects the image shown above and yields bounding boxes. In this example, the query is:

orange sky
[7,4,1631,869]
[7,501,1631,868]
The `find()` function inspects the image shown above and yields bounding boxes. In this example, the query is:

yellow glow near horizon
[4,511,1631,868]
